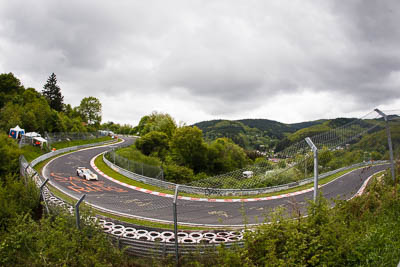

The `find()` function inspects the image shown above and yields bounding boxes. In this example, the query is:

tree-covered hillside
[274,118,390,152]
[193,118,326,151]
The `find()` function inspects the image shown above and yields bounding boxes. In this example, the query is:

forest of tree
[193,118,326,151]
[118,112,250,184]
[0,72,103,134]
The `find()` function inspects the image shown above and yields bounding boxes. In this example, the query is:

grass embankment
[21,136,113,162]
[95,153,362,199]
[51,136,112,150]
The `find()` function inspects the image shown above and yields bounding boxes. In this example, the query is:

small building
[268,158,281,163]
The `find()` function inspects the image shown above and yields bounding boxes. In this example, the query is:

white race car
[76,167,98,181]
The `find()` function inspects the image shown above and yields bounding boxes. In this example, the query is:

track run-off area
[42,137,390,227]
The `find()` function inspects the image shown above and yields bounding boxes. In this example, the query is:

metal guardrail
[30,139,116,167]
[103,154,388,196]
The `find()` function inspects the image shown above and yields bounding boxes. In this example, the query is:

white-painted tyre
[111,229,124,236]
[189,232,203,239]
[161,231,174,238]
[123,232,136,239]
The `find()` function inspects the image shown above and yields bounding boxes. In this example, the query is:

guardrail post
[375,109,396,181]
[39,178,50,214]
[173,185,180,266]
[75,194,86,229]
[305,137,318,202]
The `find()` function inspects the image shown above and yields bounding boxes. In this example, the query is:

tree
[42,73,64,112]
[0,73,25,109]
[135,131,169,160]
[137,112,177,137]
[78,96,102,127]
[169,126,208,173]
[0,133,22,178]
[208,138,249,174]
[163,163,194,184]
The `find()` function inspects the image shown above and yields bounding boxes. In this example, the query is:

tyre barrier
[161,231,174,238]
[189,232,203,239]
[211,237,227,243]
[112,224,125,230]
[40,190,245,245]
[124,227,136,234]
[123,232,136,239]
[148,231,161,238]
[111,229,124,236]
[151,236,166,242]
[136,229,148,236]
[29,173,246,258]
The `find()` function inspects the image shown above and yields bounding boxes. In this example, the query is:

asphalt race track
[43,137,390,226]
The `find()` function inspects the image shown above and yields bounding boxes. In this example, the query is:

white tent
[25,132,41,138]
[9,125,25,139]
[33,136,48,148]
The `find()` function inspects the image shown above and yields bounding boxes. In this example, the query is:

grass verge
[22,136,113,162]
[51,136,113,150]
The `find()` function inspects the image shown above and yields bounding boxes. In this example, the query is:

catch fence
[104,150,164,179]
[105,110,399,195]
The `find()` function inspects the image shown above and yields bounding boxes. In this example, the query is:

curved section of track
[43,137,390,226]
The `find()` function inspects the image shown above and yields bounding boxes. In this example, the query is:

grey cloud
[0,0,400,123]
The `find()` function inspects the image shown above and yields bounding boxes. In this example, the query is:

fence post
[173,185,180,266]
[39,178,50,214]
[45,132,51,150]
[305,137,318,202]
[375,109,396,181]
[75,194,86,229]
[305,156,307,178]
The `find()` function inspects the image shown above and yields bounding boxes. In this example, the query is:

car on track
[76,167,98,181]
[242,170,254,178]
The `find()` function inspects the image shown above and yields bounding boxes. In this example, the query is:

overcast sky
[1,0,399,126]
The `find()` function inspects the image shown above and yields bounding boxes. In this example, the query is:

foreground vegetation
[177,168,400,267]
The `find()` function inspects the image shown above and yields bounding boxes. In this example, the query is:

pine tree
[42,73,64,112]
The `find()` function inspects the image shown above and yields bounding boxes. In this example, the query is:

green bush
[117,146,161,167]
[0,211,126,266]
[0,174,39,231]
[163,163,194,184]
[0,134,22,178]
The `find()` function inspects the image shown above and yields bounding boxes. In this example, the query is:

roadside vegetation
[181,168,400,267]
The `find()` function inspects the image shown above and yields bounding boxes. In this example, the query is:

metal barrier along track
[116,237,244,258]
[102,152,388,196]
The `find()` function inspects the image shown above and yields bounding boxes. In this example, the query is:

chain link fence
[102,111,398,194]
[105,150,164,180]
[18,131,104,149]
[45,132,101,145]
[188,111,386,190]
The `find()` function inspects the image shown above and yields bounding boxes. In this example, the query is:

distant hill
[194,116,400,152]
[193,118,326,150]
